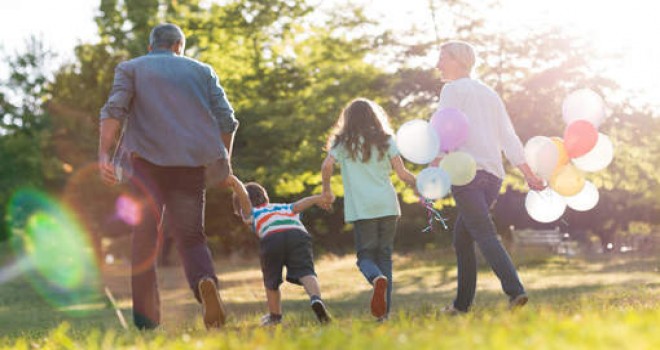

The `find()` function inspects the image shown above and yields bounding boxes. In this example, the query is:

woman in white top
[434,41,545,314]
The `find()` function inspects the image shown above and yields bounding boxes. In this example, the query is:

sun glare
[356,0,660,108]
[1,0,659,108]
[495,0,660,107]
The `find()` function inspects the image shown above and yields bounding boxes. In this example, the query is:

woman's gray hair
[149,23,185,49]
[440,40,477,72]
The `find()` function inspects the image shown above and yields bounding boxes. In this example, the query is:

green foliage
[1,0,659,248]
[0,39,68,241]
[34,0,406,247]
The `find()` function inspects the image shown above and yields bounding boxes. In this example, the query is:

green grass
[1,244,659,349]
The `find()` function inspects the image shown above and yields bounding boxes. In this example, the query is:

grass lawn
[1,244,659,349]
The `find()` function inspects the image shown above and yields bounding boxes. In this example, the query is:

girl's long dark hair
[326,98,393,162]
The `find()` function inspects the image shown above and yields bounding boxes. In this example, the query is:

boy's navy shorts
[259,229,316,290]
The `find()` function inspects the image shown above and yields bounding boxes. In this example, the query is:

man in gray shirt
[98,23,238,330]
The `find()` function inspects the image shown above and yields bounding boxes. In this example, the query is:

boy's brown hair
[245,182,269,207]
[232,182,269,215]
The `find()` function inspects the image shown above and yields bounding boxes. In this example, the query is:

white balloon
[564,181,599,211]
[396,119,440,164]
[571,133,614,172]
[416,167,451,200]
[525,189,567,223]
[524,136,559,180]
[562,89,606,127]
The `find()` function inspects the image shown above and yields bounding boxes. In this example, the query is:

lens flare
[61,162,163,278]
[0,257,31,284]
[115,195,142,226]
[7,189,102,313]
[62,162,123,235]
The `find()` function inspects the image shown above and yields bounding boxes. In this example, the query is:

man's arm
[98,118,122,185]
[228,175,253,223]
[98,62,134,186]
[215,131,237,188]
[222,130,236,160]
[208,66,238,155]
[208,67,238,187]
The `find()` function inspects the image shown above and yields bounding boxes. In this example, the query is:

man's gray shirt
[100,49,238,167]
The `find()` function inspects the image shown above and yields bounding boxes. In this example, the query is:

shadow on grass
[1,244,659,339]
[591,256,660,274]
[0,277,122,338]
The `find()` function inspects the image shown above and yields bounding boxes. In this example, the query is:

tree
[0,38,66,241]
[38,0,403,251]
[4,0,658,252]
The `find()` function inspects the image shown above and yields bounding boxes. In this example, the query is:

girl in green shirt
[321,98,416,321]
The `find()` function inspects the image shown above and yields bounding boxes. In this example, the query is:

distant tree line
[1,0,658,255]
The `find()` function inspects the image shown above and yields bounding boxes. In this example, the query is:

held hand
[412,181,421,198]
[429,155,444,167]
[319,192,335,211]
[518,163,546,192]
[98,154,118,186]
[317,201,334,211]
[223,174,238,189]
[321,191,335,204]
[220,162,234,188]
[218,176,234,189]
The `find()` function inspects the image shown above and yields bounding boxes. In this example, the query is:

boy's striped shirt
[252,203,307,239]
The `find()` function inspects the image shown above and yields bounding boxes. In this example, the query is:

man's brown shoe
[198,277,226,329]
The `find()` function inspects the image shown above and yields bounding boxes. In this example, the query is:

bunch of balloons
[395,108,476,200]
[524,89,614,223]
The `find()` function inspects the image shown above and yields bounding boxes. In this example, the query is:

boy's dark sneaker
[260,313,282,326]
[311,299,331,324]
[370,276,388,318]
[509,293,529,310]
[440,303,467,316]
[198,277,226,329]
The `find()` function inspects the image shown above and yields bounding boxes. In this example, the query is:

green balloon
[439,151,477,186]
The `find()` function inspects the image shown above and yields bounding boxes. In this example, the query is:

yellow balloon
[550,164,585,196]
[438,151,477,186]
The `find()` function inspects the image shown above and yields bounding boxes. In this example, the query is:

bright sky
[1,0,658,109]
[0,0,98,77]
[355,0,660,109]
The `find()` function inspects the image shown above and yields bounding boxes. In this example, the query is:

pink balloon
[564,120,598,158]
[430,107,470,153]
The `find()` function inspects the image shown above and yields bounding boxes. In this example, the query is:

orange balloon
[550,164,586,197]
[551,137,569,168]
[564,120,598,158]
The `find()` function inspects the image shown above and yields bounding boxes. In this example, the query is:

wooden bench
[512,227,575,255]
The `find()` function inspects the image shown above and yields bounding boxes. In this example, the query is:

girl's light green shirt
[330,137,401,223]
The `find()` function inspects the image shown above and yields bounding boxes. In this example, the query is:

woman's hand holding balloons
[518,163,546,191]
[525,173,546,191]
[522,88,612,223]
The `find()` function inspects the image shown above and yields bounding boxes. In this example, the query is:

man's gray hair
[149,23,185,49]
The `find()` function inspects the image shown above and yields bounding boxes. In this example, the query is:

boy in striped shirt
[228,175,332,326]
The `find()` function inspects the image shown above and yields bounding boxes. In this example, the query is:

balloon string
[419,197,448,232]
